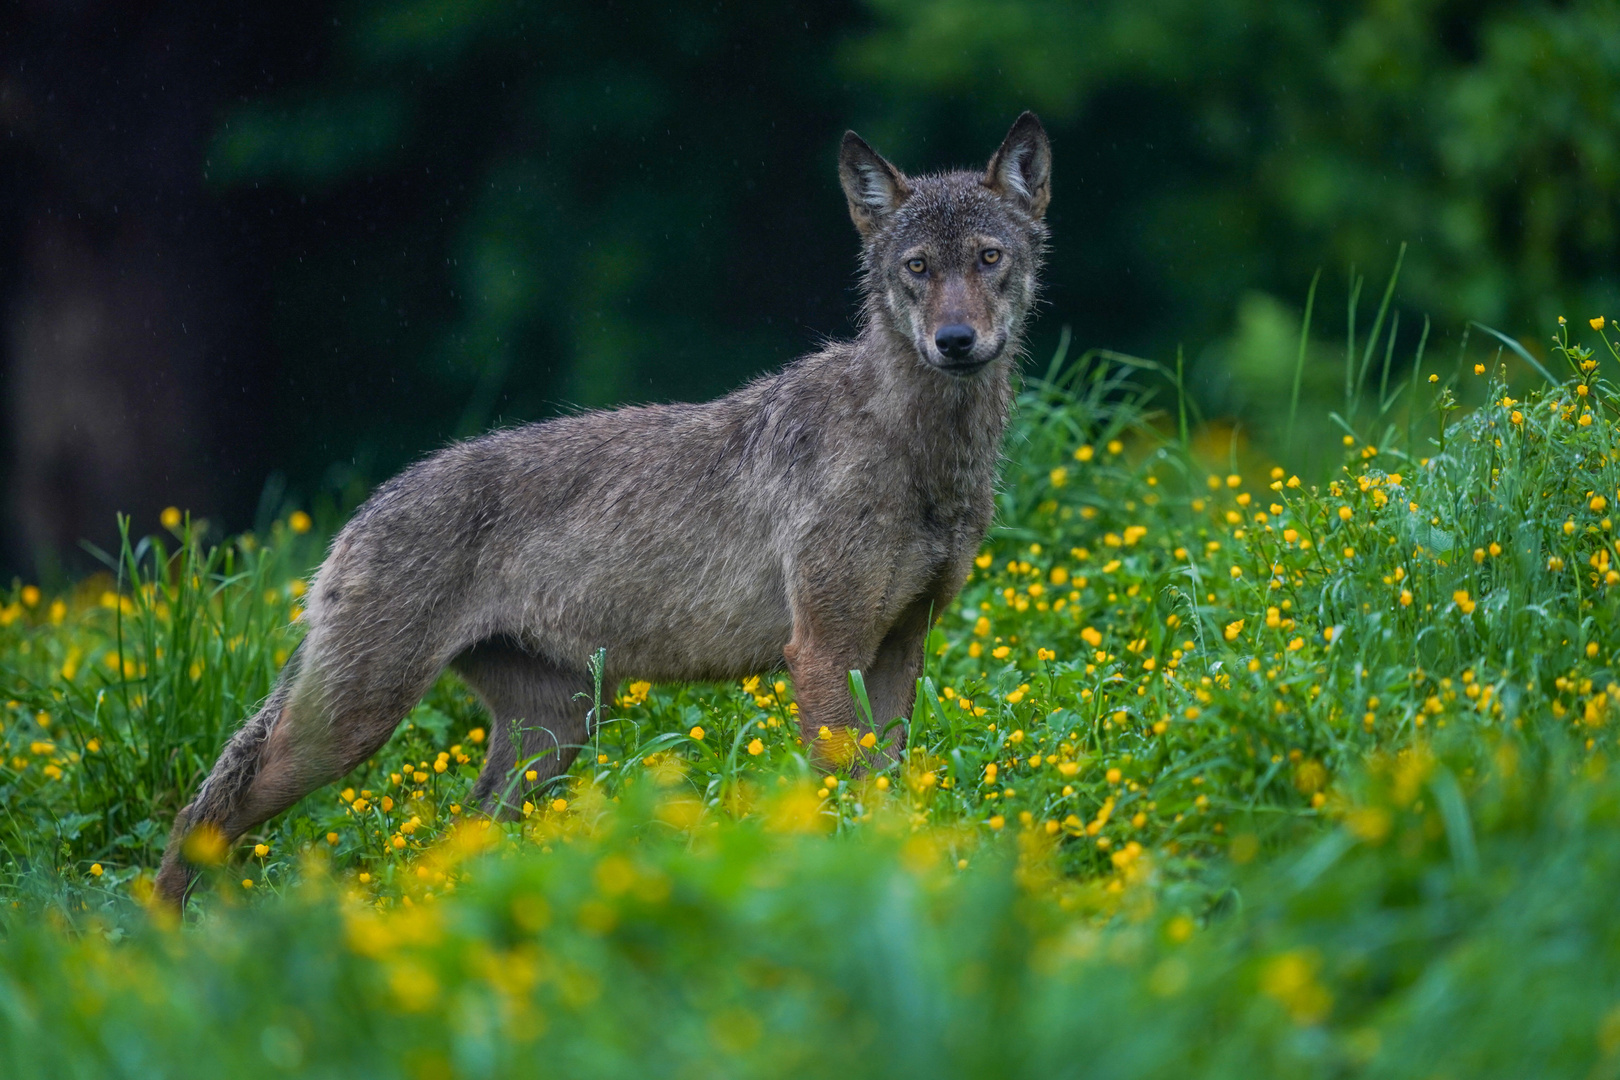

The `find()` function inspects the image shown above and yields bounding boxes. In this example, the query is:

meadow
[5,311,1620,1078]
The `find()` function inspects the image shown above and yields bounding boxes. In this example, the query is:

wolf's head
[839,112,1051,377]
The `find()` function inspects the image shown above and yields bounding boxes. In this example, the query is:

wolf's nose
[935,324,977,359]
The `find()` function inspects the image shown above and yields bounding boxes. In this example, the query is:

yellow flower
[288,510,312,534]
[1081,626,1103,647]
[182,824,230,866]
[688,726,705,741]
[747,738,764,755]
[1337,506,1352,521]
[1230,566,1242,579]
[1224,619,1244,642]
[1453,590,1476,615]
[1074,444,1094,462]
[974,551,993,569]
[1261,951,1332,1024]
[253,843,269,858]
[1049,466,1069,488]
[326,832,339,845]
[467,727,486,744]
[988,815,1006,830]
[992,645,1011,659]
[1594,496,1608,512]
[1107,439,1124,455]
[1105,767,1122,784]
[1473,364,1485,375]
[241,878,254,889]
[525,769,538,782]
[160,506,182,530]
[1592,317,1607,330]
[20,585,40,608]
[1510,411,1523,425]
[1036,647,1056,661]
[90,863,103,877]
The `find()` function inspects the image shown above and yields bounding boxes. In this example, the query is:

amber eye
[981,248,1001,265]
[906,257,927,274]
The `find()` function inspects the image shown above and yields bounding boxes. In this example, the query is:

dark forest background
[3,0,1617,576]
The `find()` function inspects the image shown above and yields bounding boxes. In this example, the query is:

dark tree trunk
[0,1,292,574]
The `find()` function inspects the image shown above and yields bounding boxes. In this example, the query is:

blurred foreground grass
[6,317,1620,1076]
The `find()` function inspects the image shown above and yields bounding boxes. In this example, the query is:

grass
[4,314,1620,1076]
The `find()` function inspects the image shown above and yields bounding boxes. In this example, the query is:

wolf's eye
[981,249,1001,265]
[906,257,927,274]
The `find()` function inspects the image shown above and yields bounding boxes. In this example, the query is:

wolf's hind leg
[155,639,441,907]
[452,640,593,818]
[154,678,296,907]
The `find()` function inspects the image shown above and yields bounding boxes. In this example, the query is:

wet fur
[155,113,1052,907]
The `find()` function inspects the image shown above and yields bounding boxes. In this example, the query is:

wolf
[155,112,1052,906]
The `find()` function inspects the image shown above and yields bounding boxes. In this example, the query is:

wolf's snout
[934,324,977,360]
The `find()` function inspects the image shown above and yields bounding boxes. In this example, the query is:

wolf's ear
[984,111,1052,219]
[839,131,911,237]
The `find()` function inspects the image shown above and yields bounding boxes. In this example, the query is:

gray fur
[155,113,1052,906]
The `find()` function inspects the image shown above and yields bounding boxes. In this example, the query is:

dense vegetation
[6,312,1620,1076]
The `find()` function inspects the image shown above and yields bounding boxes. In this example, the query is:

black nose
[934,324,977,360]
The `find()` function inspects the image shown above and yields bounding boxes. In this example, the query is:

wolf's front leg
[783,628,872,769]
[857,599,934,765]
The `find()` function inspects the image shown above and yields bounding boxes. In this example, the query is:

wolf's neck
[847,322,1016,484]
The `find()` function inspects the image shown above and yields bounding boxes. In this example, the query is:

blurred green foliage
[8,721,1620,1078]
[214,0,1620,493]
